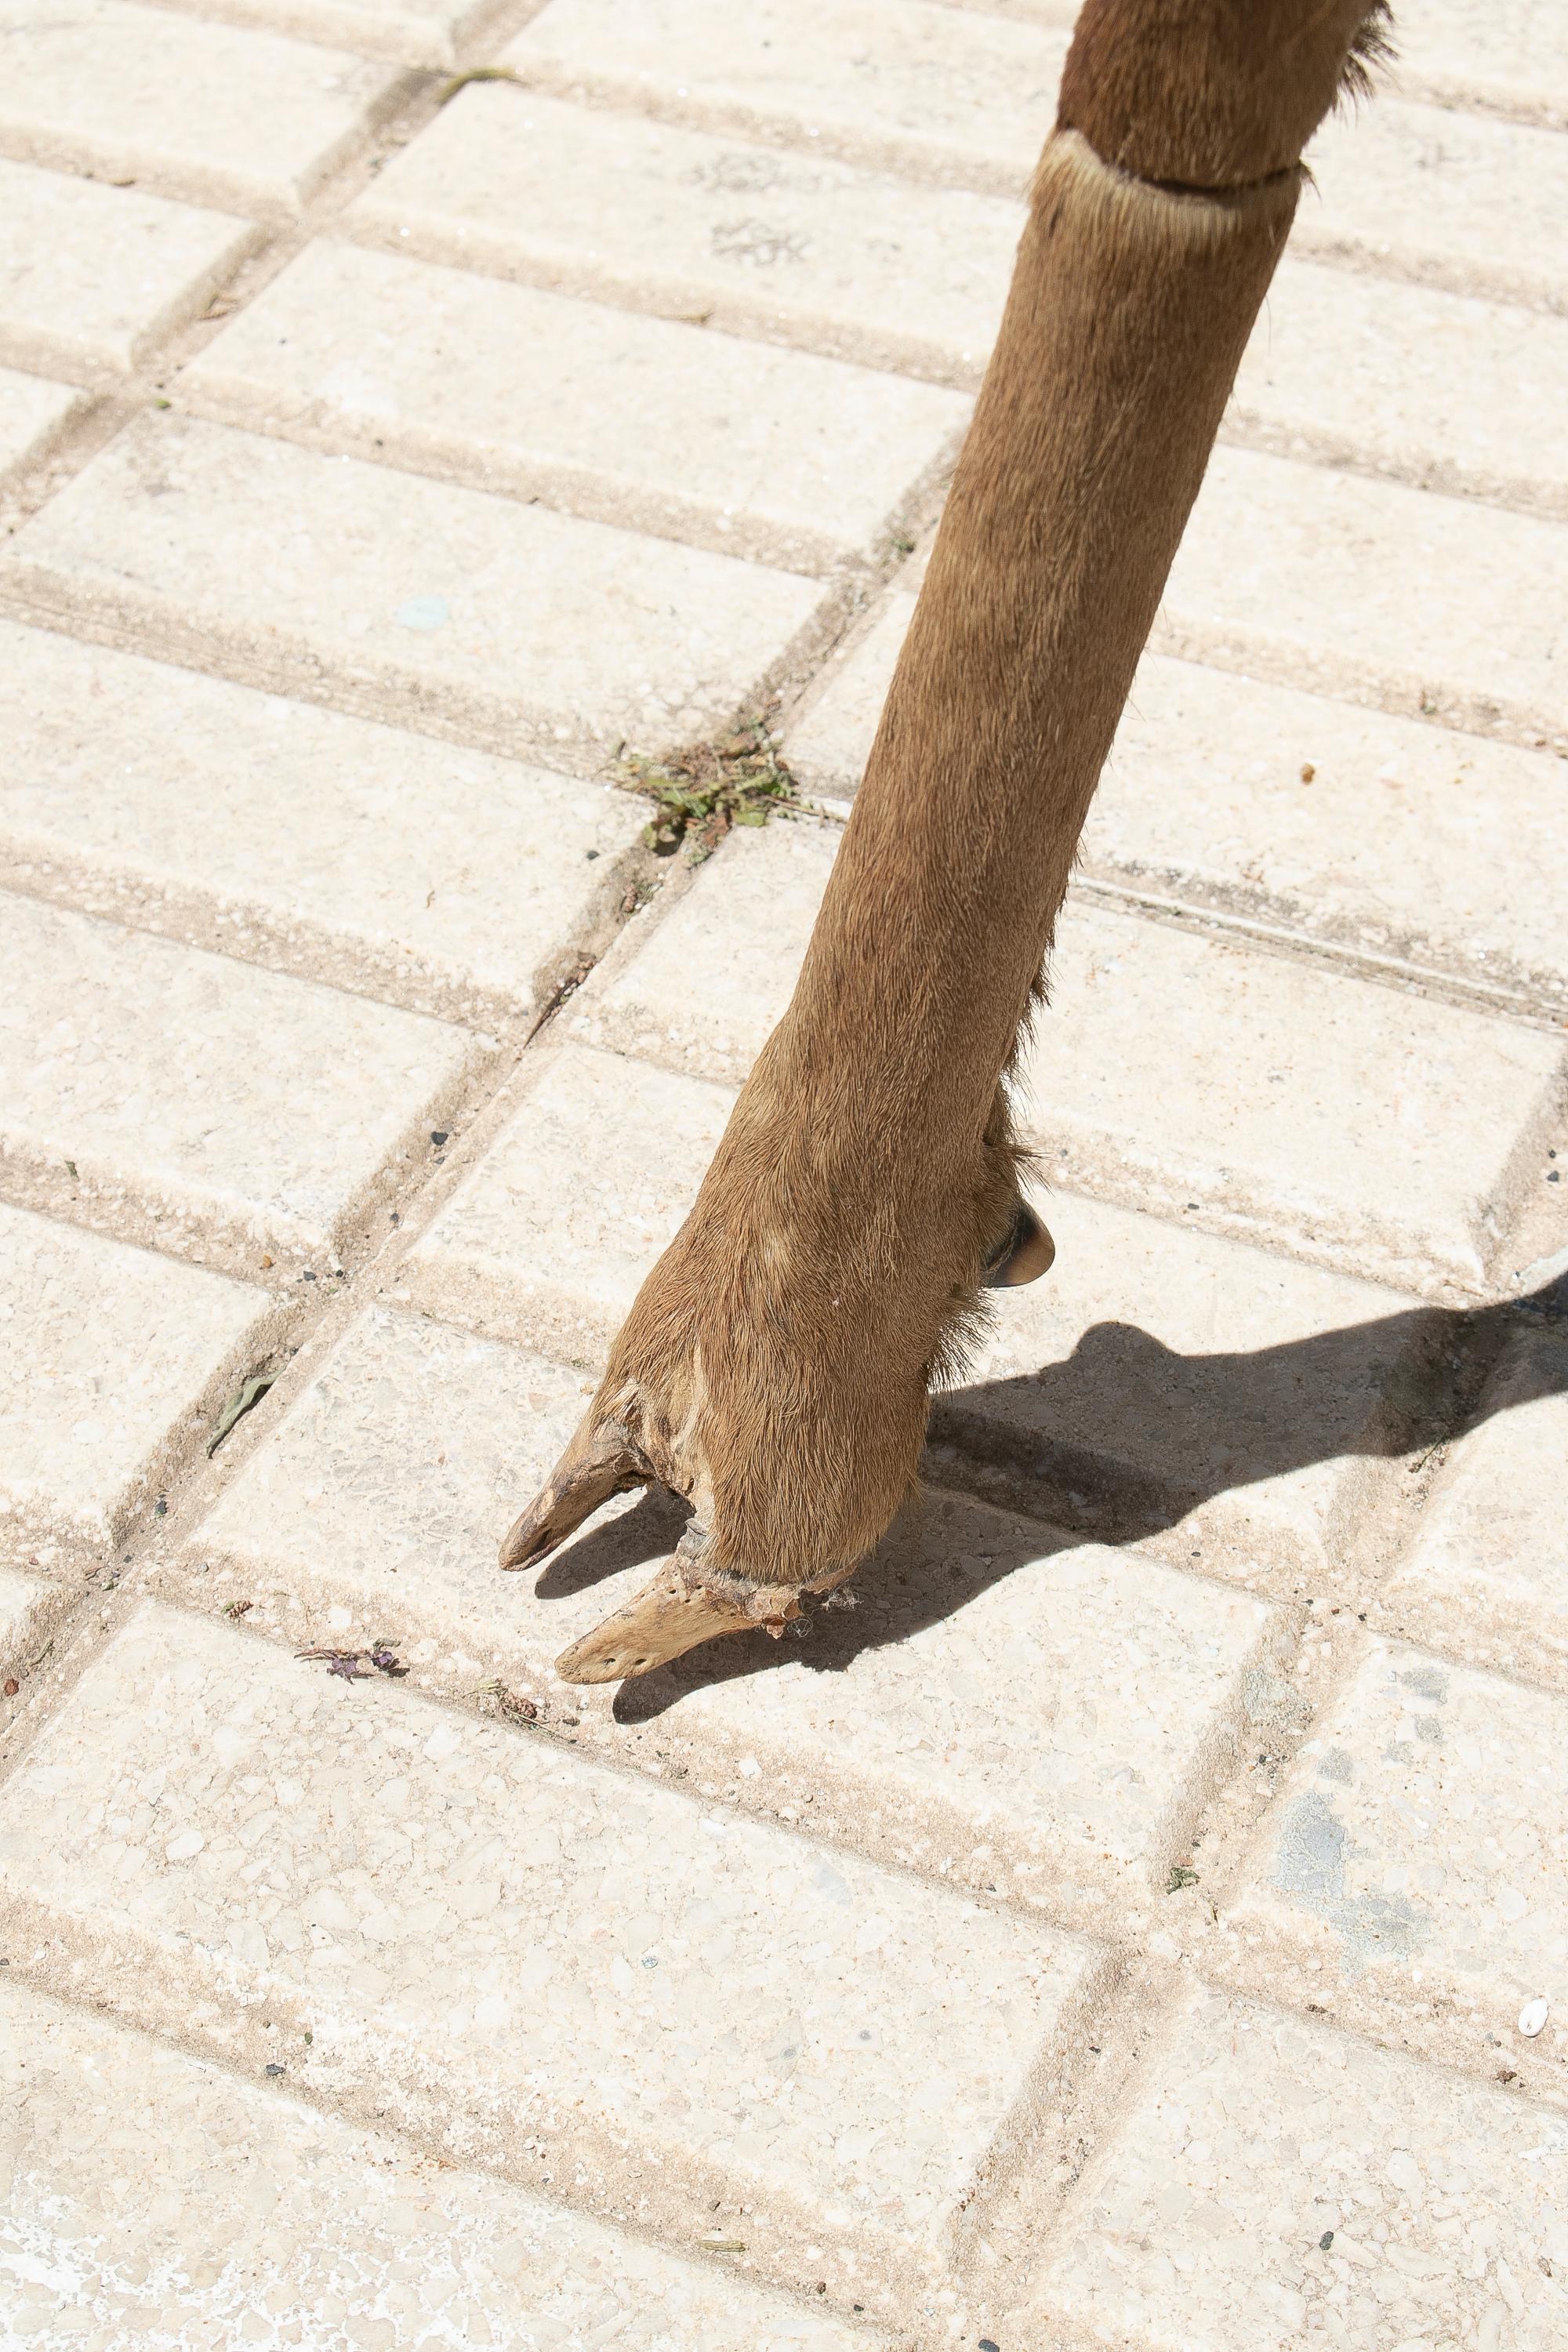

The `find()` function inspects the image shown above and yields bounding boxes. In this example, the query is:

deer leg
[507,0,1392,1683]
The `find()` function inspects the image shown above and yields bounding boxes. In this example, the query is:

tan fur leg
[503,2,1392,1684]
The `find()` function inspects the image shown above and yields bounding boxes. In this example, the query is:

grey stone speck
[1272,1791,1432,1969]
[1399,1664,1450,1704]
[1243,1668,1312,1730]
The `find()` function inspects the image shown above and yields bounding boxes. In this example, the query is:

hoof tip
[984,1202,1055,1289]
[552,1566,804,1683]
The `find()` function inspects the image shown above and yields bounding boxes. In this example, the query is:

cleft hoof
[983,1200,1055,1288]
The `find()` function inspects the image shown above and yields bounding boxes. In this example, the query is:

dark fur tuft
[1340,2,1396,105]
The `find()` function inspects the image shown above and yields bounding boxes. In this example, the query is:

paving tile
[1017,905,1565,1298]
[0,891,482,1272]
[1162,446,1568,754]
[0,622,646,1027]
[0,0,403,215]
[504,0,1070,196]
[4,416,829,764]
[347,86,1019,386]
[1233,256,1568,516]
[0,1566,52,1666]
[405,1041,1427,1585]
[183,0,506,69]
[1374,1327,1568,1686]
[1089,659,1568,1011]
[1036,1982,1568,2351]
[502,0,1567,309]
[1225,1637,1568,2050]
[1302,93,1568,314]
[0,1598,1099,2296]
[788,630,1568,1010]
[0,365,84,483]
[187,239,969,572]
[568,824,1566,1294]
[405,1041,737,1361]
[0,1976,873,2350]
[0,157,260,377]
[1393,0,1568,132]
[0,1201,271,1549]
[568,817,830,1084]
[195,1300,1280,1914]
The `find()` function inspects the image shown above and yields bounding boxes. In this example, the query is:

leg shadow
[605,1269,1567,1722]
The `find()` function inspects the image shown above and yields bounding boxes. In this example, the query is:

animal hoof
[499,1411,647,1573]
[983,1200,1055,1287]
[554,1555,803,1684]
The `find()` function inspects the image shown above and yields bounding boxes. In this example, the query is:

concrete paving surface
[0,1,1564,2346]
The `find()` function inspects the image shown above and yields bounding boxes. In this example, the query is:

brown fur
[1059,0,1392,187]
[504,3,1395,1671]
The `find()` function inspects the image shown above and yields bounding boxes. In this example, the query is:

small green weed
[619,718,807,862]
